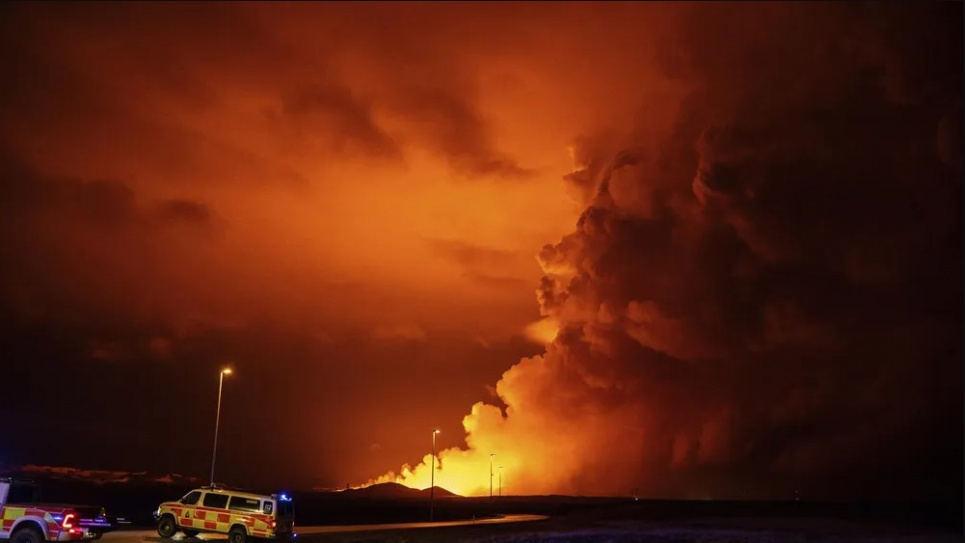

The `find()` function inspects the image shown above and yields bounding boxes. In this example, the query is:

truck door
[177,491,202,528]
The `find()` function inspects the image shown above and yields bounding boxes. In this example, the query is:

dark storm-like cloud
[156,199,215,226]
[1,3,535,185]
[0,149,221,327]
[427,239,520,269]
[0,152,132,229]
[0,151,217,232]
[278,80,533,178]
[282,84,404,161]
[464,273,532,290]
[428,239,535,291]
[0,13,310,192]
[392,88,533,179]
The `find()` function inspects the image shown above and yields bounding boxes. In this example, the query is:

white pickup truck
[0,479,115,543]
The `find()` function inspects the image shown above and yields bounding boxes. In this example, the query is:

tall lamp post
[210,368,232,485]
[430,429,440,521]
[489,453,495,500]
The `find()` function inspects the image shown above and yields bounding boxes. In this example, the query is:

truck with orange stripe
[0,479,116,543]
[154,485,294,543]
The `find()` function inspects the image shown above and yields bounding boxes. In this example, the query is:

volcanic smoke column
[370,2,962,500]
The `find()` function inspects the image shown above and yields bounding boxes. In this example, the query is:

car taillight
[63,513,81,533]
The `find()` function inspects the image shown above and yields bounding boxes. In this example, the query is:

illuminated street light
[210,368,232,485]
[430,429,440,521]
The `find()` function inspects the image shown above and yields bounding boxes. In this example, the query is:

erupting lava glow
[365,449,517,498]
[364,403,524,497]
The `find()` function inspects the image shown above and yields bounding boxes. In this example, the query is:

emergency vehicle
[0,478,115,543]
[154,485,294,543]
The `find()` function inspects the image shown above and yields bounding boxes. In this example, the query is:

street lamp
[499,466,503,497]
[489,453,495,500]
[210,368,232,485]
[430,429,440,521]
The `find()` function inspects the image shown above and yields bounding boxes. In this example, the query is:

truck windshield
[180,491,201,505]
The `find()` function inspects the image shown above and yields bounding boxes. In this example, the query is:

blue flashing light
[278,493,291,501]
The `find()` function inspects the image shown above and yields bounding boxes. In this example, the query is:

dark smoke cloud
[427,239,535,292]
[390,88,534,179]
[0,2,535,191]
[281,84,404,162]
[156,199,215,226]
[0,150,220,327]
[533,2,962,499]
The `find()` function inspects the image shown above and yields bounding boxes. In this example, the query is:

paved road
[101,515,548,541]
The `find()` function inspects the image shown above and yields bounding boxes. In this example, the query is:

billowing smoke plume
[371,3,961,500]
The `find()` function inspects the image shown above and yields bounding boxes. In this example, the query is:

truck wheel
[182,529,199,538]
[11,526,44,543]
[229,526,247,543]
[157,515,178,538]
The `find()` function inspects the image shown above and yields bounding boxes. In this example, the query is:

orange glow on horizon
[361,447,520,498]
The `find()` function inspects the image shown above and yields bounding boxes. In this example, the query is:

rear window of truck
[228,496,261,512]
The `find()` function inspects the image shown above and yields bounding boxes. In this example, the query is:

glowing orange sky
[1,2,960,501]
[1,2,681,341]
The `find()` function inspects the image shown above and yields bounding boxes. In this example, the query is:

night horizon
[1,1,961,506]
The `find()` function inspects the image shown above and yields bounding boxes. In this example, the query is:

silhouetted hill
[419,485,460,498]
[348,482,415,498]
[336,482,461,499]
